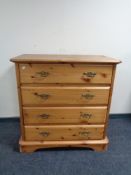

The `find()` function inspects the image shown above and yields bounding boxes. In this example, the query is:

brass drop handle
[38,114,50,119]
[83,72,96,78]
[80,112,92,119]
[39,131,50,137]
[36,71,50,78]
[81,93,94,100]
[79,131,90,137]
[34,93,50,100]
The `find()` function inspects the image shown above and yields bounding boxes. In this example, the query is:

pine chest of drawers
[10,54,121,153]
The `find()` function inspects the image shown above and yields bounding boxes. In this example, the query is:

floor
[0,117,131,175]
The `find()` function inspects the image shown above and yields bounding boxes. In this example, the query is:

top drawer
[19,64,113,84]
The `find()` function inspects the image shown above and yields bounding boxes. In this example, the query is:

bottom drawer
[24,125,105,141]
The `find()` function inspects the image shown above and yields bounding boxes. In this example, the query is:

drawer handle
[39,131,50,137]
[79,131,90,137]
[80,112,92,119]
[36,71,50,78]
[81,93,94,100]
[38,114,50,119]
[83,72,96,78]
[34,93,50,100]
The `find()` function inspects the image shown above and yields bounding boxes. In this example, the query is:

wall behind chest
[0,0,131,117]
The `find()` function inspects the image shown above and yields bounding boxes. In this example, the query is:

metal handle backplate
[34,92,50,100]
[80,112,92,119]
[36,71,50,78]
[83,72,96,78]
[81,93,94,100]
[39,131,50,137]
[38,114,50,119]
[79,131,90,137]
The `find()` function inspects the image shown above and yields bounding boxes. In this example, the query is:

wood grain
[19,137,109,153]
[10,54,121,64]
[23,106,107,124]
[103,65,117,137]
[21,86,110,106]
[19,64,113,84]
[15,64,25,140]
[24,125,104,141]
[10,54,120,153]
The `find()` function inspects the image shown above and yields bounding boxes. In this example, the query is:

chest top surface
[10,54,121,64]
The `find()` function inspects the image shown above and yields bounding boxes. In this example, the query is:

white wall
[0,0,131,117]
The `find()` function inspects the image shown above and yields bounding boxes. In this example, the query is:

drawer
[19,64,113,84]
[24,125,104,141]
[21,86,110,106]
[23,106,107,124]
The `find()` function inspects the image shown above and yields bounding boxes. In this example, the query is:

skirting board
[0,114,130,153]
[0,114,131,122]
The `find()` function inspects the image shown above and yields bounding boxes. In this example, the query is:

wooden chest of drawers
[10,54,120,153]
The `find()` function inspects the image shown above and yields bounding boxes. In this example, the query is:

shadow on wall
[0,64,19,117]
[110,58,131,114]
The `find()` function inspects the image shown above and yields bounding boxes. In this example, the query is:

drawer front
[19,64,113,84]
[21,87,110,106]
[23,107,107,124]
[24,125,104,141]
